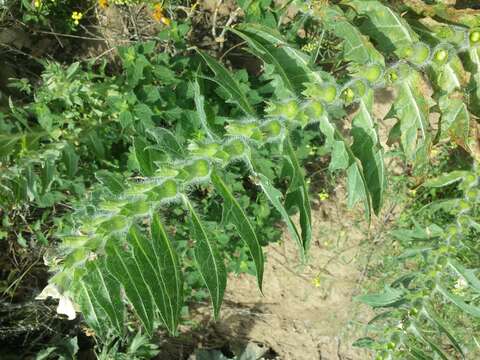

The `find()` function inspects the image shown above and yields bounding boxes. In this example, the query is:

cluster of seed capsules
[71,26,480,242]
[71,118,287,240]
[270,26,480,127]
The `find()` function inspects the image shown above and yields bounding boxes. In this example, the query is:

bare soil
[158,189,398,360]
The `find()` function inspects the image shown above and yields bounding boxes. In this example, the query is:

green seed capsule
[361,64,383,82]
[155,166,179,178]
[227,122,258,138]
[387,70,399,83]
[305,101,324,119]
[319,84,337,103]
[436,27,454,40]
[470,30,480,44]
[99,200,128,212]
[341,87,355,103]
[224,139,246,157]
[399,46,414,59]
[408,43,431,65]
[124,182,157,196]
[268,100,299,119]
[433,48,449,65]
[121,200,150,216]
[149,179,178,200]
[189,142,221,157]
[351,80,367,97]
[186,159,210,178]
[63,235,90,248]
[99,215,128,233]
[261,120,282,138]
[64,248,89,268]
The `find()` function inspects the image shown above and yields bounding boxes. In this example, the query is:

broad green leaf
[105,236,155,335]
[408,324,449,360]
[255,173,304,260]
[184,197,226,319]
[196,49,256,117]
[147,128,184,158]
[283,138,312,252]
[319,117,372,219]
[127,225,180,334]
[347,0,418,53]
[409,346,434,360]
[232,24,325,94]
[86,132,106,160]
[151,214,183,334]
[356,285,404,307]
[437,285,480,318]
[346,162,371,220]
[423,306,465,358]
[74,260,124,337]
[352,337,376,349]
[424,170,468,188]
[438,95,470,146]
[62,144,79,178]
[317,5,384,65]
[0,134,22,157]
[429,57,466,94]
[351,89,385,214]
[449,259,480,295]
[329,141,349,171]
[390,71,431,162]
[468,46,480,116]
[73,280,110,339]
[211,171,264,291]
[95,170,126,195]
[134,137,156,176]
[193,78,216,140]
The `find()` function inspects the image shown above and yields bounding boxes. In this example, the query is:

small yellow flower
[152,4,171,26]
[98,0,108,9]
[312,276,321,288]
[71,11,83,25]
[318,192,329,201]
[34,0,41,8]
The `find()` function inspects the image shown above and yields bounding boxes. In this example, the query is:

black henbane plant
[36,1,478,351]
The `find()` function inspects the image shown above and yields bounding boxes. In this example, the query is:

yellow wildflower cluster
[71,11,83,25]
[301,42,317,53]
[152,3,171,26]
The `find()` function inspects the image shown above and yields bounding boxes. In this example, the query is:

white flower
[454,277,468,290]
[36,284,77,320]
